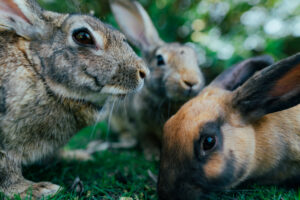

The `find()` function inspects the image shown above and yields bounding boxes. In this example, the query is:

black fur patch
[233,53,300,120]
[194,119,224,162]
[173,119,237,195]
[0,87,6,113]
[211,55,274,91]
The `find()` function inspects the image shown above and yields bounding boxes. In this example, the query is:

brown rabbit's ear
[0,0,49,39]
[211,55,274,91]
[233,53,300,121]
[110,0,164,53]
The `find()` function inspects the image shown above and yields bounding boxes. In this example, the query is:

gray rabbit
[108,0,205,156]
[0,0,148,198]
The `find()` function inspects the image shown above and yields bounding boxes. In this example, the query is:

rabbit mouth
[100,85,129,96]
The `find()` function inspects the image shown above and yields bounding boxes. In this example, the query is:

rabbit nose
[139,70,146,79]
[137,64,149,80]
[183,79,199,88]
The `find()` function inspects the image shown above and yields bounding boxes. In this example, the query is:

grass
[0,123,300,200]
[23,150,158,200]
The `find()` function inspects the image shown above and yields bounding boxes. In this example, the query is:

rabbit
[106,0,205,156]
[0,0,149,199]
[157,53,300,200]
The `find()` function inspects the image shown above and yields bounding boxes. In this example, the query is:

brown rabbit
[107,0,204,155]
[0,0,148,199]
[158,54,300,200]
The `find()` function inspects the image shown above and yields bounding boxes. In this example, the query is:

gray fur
[0,0,148,198]
[110,0,205,155]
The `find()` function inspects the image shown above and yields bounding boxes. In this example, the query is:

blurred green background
[37,0,300,82]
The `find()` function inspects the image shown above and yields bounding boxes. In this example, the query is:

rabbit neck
[140,86,184,109]
[248,104,300,184]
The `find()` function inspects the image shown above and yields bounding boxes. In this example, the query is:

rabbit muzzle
[163,73,204,101]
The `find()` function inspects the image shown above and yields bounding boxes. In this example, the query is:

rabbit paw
[19,182,61,200]
[59,149,93,161]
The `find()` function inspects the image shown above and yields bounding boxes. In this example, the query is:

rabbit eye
[201,135,217,152]
[156,55,165,66]
[72,28,95,47]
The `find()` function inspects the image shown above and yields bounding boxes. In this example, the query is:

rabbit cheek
[107,64,141,92]
[164,74,188,101]
[198,153,239,191]
[203,153,225,180]
[146,68,166,95]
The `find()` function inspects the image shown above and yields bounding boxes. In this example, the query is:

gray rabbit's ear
[0,0,49,39]
[110,0,164,53]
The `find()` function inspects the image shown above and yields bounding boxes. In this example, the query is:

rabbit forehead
[157,43,196,57]
[63,15,105,30]
[157,43,198,69]
[63,15,123,38]
[163,87,230,160]
[161,87,255,193]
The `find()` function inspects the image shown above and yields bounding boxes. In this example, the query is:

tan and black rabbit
[107,0,205,156]
[0,0,148,199]
[158,54,300,200]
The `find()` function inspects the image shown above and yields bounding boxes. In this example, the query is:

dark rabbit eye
[201,135,217,152]
[72,28,95,47]
[156,55,165,66]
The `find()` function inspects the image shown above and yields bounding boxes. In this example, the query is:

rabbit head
[0,0,149,108]
[110,0,204,101]
[158,54,300,200]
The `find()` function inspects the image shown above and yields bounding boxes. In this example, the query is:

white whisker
[89,106,105,139]
[106,98,117,141]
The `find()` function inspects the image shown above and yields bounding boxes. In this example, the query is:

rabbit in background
[97,0,205,157]
[158,54,300,200]
[0,0,148,199]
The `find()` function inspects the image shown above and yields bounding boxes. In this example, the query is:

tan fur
[251,108,300,181]
[158,55,300,200]
[203,153,225,179]
[0,0,30,23]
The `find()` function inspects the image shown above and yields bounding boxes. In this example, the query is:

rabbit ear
[0,0,48,39]
[110,0,164,53]
[210,55,274,91]
[233,53,300,121]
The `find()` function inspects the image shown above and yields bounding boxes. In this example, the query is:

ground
[0,123,299,200]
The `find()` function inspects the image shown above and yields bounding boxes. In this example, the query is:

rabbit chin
[165,89,197,102]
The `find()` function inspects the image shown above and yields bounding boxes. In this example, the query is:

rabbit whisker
[123,95,129,119]
[89,105,105,139]
[106,98,117,141]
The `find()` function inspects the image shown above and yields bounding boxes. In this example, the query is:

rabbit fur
[158,54,300,200]
[108,0,205,156]
[0,0,148,198]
